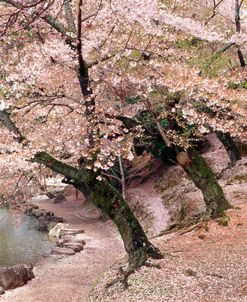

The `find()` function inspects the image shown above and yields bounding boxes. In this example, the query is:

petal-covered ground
[89,205,247,302]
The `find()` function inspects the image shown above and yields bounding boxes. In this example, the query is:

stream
[0,205,53,267]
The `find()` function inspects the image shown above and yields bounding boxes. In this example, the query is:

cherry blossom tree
[0,0,246,272]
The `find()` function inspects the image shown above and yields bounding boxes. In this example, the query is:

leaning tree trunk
[31,152,163,271]
[215,130,241,166]
[141,102,231,220]
[176,148,231,218]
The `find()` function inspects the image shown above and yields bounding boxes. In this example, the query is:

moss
[184,148,231,218]
[160,0,174,6]
[232,174,247,183]
[218,216,229,226]
[176,37,202,50]
[129,50,142,60]
[125,96,140,105]
[34,115,47,124]
[128,50,150,61]
[228,81,247,90]
[188,51,231,77]
[191,100,215,117]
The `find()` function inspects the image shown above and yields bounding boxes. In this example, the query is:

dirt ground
[89,204,247,302]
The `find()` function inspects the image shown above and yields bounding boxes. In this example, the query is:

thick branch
[237,47,246,67]
[216,42,235,54]
[64,0,76,33]
[235,0,241,33]
[144,99,172,148]
[234,0,246,66]
[31,152,90,185]
[76,0,91,96]
[0,109,25,142]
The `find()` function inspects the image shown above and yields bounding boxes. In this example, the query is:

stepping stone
[60,229,85,236]
[63,242,84,252]
[53,194,67,204]
[59,236,86,246]
[46,216,64,222]
[52,247,75,256]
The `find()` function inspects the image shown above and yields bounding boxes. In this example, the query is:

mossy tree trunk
[176,148,231,218]
[148,109,231,219]
[216,130,241,166]
[31,152,163,271]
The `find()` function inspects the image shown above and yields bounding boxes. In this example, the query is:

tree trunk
[216,130,241,166]
[146,107,231,219]
[237,48,246,67]
[31,152,163,271]
[176,149,231,218]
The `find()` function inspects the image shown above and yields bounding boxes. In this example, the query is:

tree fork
[31,152,163,270]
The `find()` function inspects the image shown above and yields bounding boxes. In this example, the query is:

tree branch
[64,0,76,33]
[234,0,246,66]
[143,99,172,148]
[76,0,91,96]
[1,0,75,46]
[118,155,126,199]
[0,109,25,142]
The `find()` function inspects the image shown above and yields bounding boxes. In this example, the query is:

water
[0,205,53,267]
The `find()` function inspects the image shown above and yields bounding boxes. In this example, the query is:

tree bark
[31,152,163,271]
[64,0,76,33]
[216,130,241,166]
[143,104,231,219]
[176,149,231,218]
[0,110,25,143]
[235,0,246,67]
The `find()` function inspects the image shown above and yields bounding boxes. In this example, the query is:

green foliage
[129,50,142,60]
[191,100,215,117]
[125,96,140,105]
[227,81,247,90]
[0,88,4,98]
[148,91,161,99]
[188,52,231,77]
[160,0,173,5]
[106,162,122,191]
[176,37,202,49]
[34,116,47,124]
[133,111,167,157]
[128,50,151,61]
[218,216,229,226]
[176,37,231,77]
[159,118,169,129]
[232,174,247,184]
[184,123,197,137]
